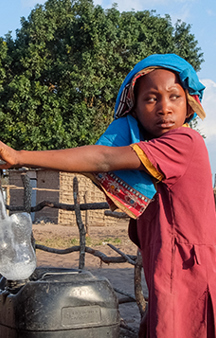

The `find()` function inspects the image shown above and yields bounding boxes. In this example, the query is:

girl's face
[134,69,191,139]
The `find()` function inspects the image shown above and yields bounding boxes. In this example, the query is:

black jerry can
[0,267,120,337]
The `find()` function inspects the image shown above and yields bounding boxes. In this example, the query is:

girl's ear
[186,103,194,119]
[184,103,195,123]
[131,110,137,119]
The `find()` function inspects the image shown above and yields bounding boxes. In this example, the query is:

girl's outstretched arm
[0,141,144,173]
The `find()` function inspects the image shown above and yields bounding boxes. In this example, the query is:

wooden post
[84,191,89,236]
[21,173,36,250]
[21,173,32,214]
[134,249,147,318]
[73,177,86,269]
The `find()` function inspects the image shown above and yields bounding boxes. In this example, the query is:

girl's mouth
[157,120,175,129]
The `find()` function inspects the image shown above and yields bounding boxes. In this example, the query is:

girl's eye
[146,97,156,102]
[171,94,180,100]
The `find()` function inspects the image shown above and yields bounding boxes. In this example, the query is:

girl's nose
[157,98,172,115]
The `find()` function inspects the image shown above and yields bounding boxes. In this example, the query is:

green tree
[0,0,204,150]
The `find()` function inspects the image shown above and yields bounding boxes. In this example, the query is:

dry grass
[35,235,122,249]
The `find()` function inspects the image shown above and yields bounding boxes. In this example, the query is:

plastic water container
[0,267,120,337]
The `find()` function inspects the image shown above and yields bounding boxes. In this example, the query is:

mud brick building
[8,169,125,227]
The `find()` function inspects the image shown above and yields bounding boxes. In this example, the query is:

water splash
[0,190,36,280]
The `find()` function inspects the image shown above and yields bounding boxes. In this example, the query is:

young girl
[0,54,215,338]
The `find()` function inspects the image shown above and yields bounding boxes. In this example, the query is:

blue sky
[0,0,216,185]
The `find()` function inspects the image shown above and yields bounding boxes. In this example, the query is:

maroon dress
[130,127,216,337]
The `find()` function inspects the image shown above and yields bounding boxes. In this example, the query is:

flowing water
[0,189,36,280]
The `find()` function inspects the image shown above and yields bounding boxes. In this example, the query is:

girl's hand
[0,141,19,169]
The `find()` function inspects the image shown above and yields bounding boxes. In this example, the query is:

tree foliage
[0,0,204,150]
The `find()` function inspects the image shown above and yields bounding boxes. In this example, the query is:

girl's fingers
[0,142,18,168]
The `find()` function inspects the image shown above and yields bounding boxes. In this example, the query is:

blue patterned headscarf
[115,53,205,120]
[93,54,206,218]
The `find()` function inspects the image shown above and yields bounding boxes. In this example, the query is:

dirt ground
[32,222,149,337]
